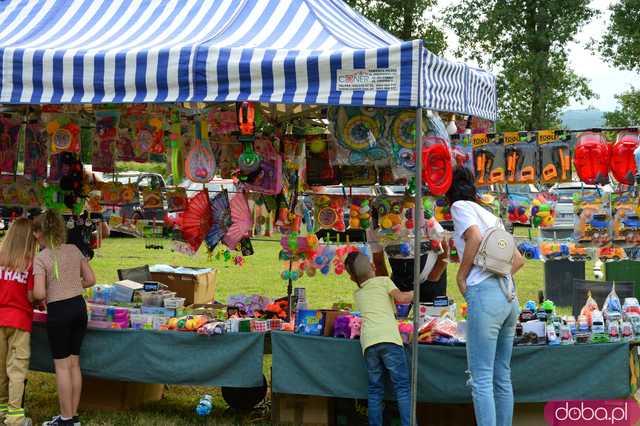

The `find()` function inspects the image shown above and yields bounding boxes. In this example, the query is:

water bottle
[196,394,213,416]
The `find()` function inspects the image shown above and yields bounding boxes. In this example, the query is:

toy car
[621,321,634,341]
[597,246,626,262]
[568,243,592,261]
[626,312,640,335]
[591,310,605,334]
[517,242,540,260]
[539,241,570,259]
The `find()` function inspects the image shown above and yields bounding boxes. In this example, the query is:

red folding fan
[177,190,212,252]
[223,192,253,251]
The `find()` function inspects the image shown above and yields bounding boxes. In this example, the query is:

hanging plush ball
[320,265,331,275]
[306,267,316,277]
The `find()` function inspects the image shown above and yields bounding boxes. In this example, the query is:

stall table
[29,324,266,409]
[271,332,631,424]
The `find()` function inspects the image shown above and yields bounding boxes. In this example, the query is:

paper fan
[177,190,212,252]
[223,192,253,251]
[206,190,232,251]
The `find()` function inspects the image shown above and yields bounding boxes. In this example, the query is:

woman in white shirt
[447,167,524,426]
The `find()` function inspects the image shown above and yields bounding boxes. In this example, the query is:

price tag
[537,130,555,145]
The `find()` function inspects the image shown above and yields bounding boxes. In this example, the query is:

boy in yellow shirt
[345,252,414,426]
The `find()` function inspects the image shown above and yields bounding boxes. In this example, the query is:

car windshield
[104,175,139,185]
[322,187,373,196]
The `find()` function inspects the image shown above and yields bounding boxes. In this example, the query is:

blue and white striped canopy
[0,0,498,120]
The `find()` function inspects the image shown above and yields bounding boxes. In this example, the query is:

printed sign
[337,68,399,91]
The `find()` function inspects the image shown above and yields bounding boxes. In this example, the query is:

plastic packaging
[372,196,412,244]
[507,193,531,225]
[312,195,346,233]
[573,190,611,247]
[504,131,537,184]
[539,240,570,261]
[574,132,610,185]
[603,284,622,321]
[538,130,572,184]
[472,133,505,186]
[612,192,640,247]
[450,133,473,173]
[610,132,639,185]
[579,291,599,326]
[530,193,557,228]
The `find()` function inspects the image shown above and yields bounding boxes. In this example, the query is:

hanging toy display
[372,196,410,244]
[305,133,339,186]
[176,190,214,254]
[611,192,640,247]
[450,133,473,172]
[538,130,572,184]
[421,136,452,196]
[0,114,22,174]
[166,187,188,212]
[507,193,531,225]
[46,113,81,155]
[24,120,48,180]
[312,195,346,233]
[472,133,505,186]
[185,118,216,184]
[574,132,610,185]
[237,101,262,178]
[242,136,282,195]
[573,190,612,247]
[530,193,557,228]
[431,196,452,222]
[92,110,120,173]
[348,198,372,230]
[504,131,537,184]
[539,240,570,261]
[205,190,232,253]
[222,192,254,253]
[329,106,389,166]
[610,132,639,185]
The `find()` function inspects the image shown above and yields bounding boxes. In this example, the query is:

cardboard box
[79,376,164,410]
[272,393,331,425]
[321,310,350,337]
[112,279,143,303]
[150,267,217,305]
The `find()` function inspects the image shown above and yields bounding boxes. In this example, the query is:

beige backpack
[472,207,516,301]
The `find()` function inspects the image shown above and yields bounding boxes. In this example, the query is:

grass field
[24,233,594,425]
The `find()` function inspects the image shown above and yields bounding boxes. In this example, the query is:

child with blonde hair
[0,218,38,426]
[32,211,95,426]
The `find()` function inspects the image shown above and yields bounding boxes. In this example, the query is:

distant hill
[560,109,606,130]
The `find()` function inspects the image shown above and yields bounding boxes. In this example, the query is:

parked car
[102,172,167,221]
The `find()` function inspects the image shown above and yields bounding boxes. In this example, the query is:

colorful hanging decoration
[348,198,372,230]
[0,114,21,174]
[100,183,137,206]
[611,132,639,185]
[46,114,81,154]
[612,192,640,246]
[185,118,216,183]
[92,110,120,173]
[329,106,390,166]
[472,133,505,186]
[450,133,473,173]
[305,134,339,186]
[208,106,237,135]
[205,190,232,252]
[129,114,163,161]
[177,190,213,253]
[223,192,253,252]
[213,134,242,179]
[115,131,135,162]
[24,121,48,179]
[313,195,346,233]
[505,132,537,184]
[241,136,282,195]
[372,196,411,244]
[530,193,556,228]
[574,132,610,185]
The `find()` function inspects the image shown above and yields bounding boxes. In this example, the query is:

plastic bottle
[196,394,213,416]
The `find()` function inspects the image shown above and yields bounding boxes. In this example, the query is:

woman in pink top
[32,211,96,426]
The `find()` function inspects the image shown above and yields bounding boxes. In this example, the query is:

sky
[438,0,637,112]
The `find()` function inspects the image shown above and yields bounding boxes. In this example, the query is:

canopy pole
[410,107,423,426]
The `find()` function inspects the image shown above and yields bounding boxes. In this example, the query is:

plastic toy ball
[399,243,411,257]
[315,255,326,266]
[335,264,345,275]
[281,271,289,280]
[308,137,327,154]
[381,217,393,229]
[321,265,331,275]
[524,300,537,311]
[542,300,555,313]
[306,267,316,277]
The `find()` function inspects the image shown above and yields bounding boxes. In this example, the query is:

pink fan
[223,192,253,250]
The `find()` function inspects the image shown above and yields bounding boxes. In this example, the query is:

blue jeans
[364,342,411,426]
[464,277,519,426]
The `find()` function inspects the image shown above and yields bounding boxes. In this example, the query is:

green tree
[345,0,446,55]
[599,0,640,72]
[604,88,640,127]
[445,0,596,130]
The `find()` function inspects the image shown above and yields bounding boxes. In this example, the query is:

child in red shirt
[0,218,37,426]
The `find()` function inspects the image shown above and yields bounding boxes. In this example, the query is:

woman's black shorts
[46,295,88,360]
